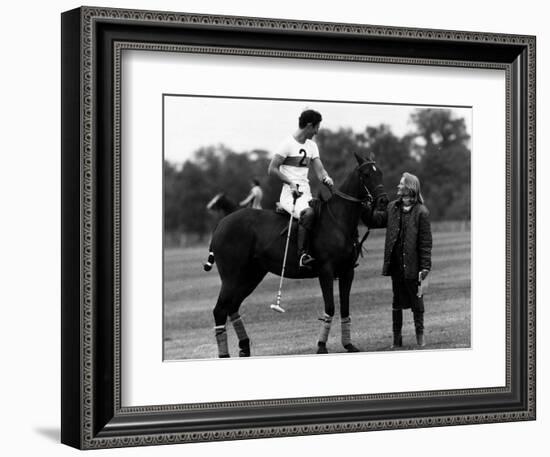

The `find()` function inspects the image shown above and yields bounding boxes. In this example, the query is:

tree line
[165,108,470,240]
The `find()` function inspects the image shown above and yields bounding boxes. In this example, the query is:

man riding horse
[203,111,388,358]
[268,109,334,268]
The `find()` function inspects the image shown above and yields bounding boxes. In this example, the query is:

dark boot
[414,311,425,347]
[391,309,403,348]
[298,208,315,268]
[297,224,314,267]
[392,333,403,348]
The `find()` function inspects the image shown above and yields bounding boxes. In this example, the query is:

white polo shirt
[275,135,319,187]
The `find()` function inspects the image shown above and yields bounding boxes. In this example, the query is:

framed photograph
[61,6,536,449]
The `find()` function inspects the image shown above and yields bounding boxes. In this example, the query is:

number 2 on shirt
[299,149,307,167]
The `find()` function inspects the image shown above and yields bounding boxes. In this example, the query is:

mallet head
[270,304,285,313]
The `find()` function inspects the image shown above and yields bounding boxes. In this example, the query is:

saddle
[274,197,323,218]
[275,198,322,236]
[274,202,297,218]
[274,195,367,268]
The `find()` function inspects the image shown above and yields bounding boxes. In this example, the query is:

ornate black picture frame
[61,6,536,449]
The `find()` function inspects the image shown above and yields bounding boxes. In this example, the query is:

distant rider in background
[239,178,263,209]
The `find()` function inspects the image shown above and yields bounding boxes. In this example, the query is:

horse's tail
[203,247,215,272]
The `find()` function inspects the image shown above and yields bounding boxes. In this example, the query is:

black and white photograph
[13,0,538,453]
[163,96,472,360]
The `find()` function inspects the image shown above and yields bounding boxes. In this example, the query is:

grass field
[164,228,471,360]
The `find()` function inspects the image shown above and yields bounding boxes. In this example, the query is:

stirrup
[299,252,315,268]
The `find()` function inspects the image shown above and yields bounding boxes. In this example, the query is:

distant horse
[206,193,238,215]
[204,154,388,357]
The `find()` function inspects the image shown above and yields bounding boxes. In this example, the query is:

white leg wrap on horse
[341,316,352,346]
[229,313,249,342]
[214,325,229,357]
[318,313,333,344]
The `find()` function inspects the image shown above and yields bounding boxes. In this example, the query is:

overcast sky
[164,95,472,164]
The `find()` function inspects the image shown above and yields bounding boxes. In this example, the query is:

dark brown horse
[205,154,388,357]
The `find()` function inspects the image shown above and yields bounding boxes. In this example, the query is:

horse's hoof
[344,343,360,353]
[219,354,230,358]
[317,342,328,354]
[239,339,251,357]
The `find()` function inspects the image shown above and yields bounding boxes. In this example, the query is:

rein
[357,227,371,258]
[324,201,370,264]
[332,182,385,209]
[331,162,386,207]
[332,188,371,206]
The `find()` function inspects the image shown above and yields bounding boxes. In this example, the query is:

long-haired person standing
[367,172,433,348]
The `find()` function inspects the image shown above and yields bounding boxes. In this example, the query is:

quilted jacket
[366,199,432,279]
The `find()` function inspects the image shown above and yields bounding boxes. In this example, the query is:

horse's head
[354,153,388,211]
[206,192,239,216]
[206,193,225,211]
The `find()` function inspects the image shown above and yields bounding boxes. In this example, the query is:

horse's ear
[354,152,365,165]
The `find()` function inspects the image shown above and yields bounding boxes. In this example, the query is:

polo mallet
[270,185,300,313]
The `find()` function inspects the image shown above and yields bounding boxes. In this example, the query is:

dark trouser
[298,207,315,255]
[392,309,403,334]
[391,274,425,341]
[392,308,424,338]
[392,309,403,347]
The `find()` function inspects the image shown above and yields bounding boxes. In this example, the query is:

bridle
[324,160,387,260]
[332,161,387,209]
